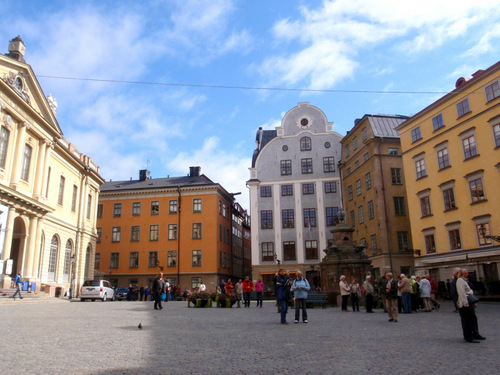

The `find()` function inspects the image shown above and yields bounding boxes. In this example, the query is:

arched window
[300,136,312,151]
[48,235,59,282]
[63,240,72,283]
[85,244,91,279]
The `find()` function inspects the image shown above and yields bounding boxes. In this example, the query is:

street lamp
[478,224,500,242]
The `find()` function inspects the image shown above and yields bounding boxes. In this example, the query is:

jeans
[402,292,411,313]
[295,298,308,321]
[280,299,288,323]
[243,292,251,307]
[13,283,22,299]
[256,292,263,307]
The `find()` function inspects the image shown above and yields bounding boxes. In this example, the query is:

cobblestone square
[1,299,499,374]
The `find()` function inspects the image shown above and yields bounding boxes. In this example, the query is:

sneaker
[294,320,299,323]
[304,320,308,323]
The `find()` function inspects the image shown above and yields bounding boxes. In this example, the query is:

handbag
[467,294,479,305]
[161,292,167,301]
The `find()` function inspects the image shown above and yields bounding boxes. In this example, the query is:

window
[58,176,65,205]
[281,185,293,196]
[477,223,493,246]
[494,124,500,147]
[449,229,462,250]
[301,158,313,174]
[394,197,406,216]
[131,226,140,242]
[148,251,158,268]
[129,252,139,268]
[370,234,377,253]
[353,136,358,150]
[356,179,362,195]
[388,148,399,155]
[457,99,470,117]
[132,202,141,216]
[261,242,274,262]
[167,200,179,214]
[303,208,316,228]
[260,186,272,197]
[283,241,296,261]
[302,183,314,195]
[326,207,338,226]
[365,172,372,190]
[95,253,101,269]
[47,236,58,282]
[347,185,353,201]
[167,250,177,267]
[391,168,402,185]
[86,194,92,219]
[112,227,121,242]
[350,211,355,227]
[168,224,177,240]
[192,223,202,239]
[110,253,119,269]
[71,185,78,212]
[415,158,427,179]
[469,178,485,203]
[368,200,374,220]
[420,196,432,217]
[397,231,409,251]
[358,206,364,224]
[149,225,159,241]
[411,127,422,142]
[0,126,10,168]
[432,114,445,131]
[97,204,103,218]
[282,209,295,228]
[443,188,456,211]
[300,136,312,151]
[354,161,359,169]
[324,181,337,193]
[113,203,122,217]
[261,210,273,229]
[346,168,351,175]
[222,204,226,218]
[437,147,450,169]
[21,144,32,181]
[486,81,500,101]
[344,145,350,157]
[191,277,202,289]
[280,160,292,175]
[192,250,202,267]
[323,157,335,172]
[96,227,102,243]
[192,198,202,213]
[305,240,318,260]
[364,153,369,162]
[361,128,367,141]
[425,234,436,254]
[462,135,478,159]
[149,200,159,215]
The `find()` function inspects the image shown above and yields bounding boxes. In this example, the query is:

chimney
[189,166,201,177]
[139,169,150,181]
[6,36,26,62]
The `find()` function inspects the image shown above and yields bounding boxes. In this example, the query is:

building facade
[0,37,104,296]
[396,61,500,286]
[248,102,343,290]
[231,202,251,280]
[339,115,414,280]
[96,167,239,291]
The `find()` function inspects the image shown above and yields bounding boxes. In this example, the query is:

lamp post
[478,224,500,243]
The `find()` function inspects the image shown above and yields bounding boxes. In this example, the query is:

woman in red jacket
[242,276,254,308]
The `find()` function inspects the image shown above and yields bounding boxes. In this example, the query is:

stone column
[10,122,29,189]
[33,140,47,199]
[2,206,16,261]
[24,215,39,278]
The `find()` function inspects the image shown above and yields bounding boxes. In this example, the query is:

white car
[80,280,115,302]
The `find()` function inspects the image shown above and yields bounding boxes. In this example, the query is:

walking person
[242,276,254,308]
[152,272,165,310]
[139,285,145,301]
[385,272,398,322]
[255,278,264,307]
[291,271,310,323]
[419,275,432,312]
[399,274,412,314]
[276,268,291,324]
[235,279,243,304]
[339,275,350,312]
[363,276,375,313]
[12,271,24,300]
[350,278,360,312]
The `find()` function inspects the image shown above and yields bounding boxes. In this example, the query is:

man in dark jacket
[276,269,291,324]
[152,273,165,310]
[385,272,398,322]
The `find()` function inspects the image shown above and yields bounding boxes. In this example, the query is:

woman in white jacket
[455,267,485,343]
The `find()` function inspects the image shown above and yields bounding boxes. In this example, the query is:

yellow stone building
[397,61,500,286]
[0,37,104,297]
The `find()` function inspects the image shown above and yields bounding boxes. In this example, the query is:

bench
[306,293,327,308]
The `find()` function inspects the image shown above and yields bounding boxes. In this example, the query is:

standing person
[242,276,254,308]
[144,286,150,301]
[426,274,441,310]
[225,278,234,295]
[152,273,165,310]
[291,271,310,323]
[219,279,226,294]
[235,279,243,304]
[363,276,375,313]
[349,278,360,312]
[12,271,23,300]
[164,279,171,303]
[399,274,412,314]
[455,268,486,343]
[410,276,418,313]
[396,275,403,314]
[255,278,264,308]
[419,275,432,312]
[273,272,281,313]
[276,269,291,324]
[139,285,145,301]
[385,273,398,322]
[339,275,350,312]
[378,272,389,311]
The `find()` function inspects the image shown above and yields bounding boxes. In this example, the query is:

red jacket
[429,278,438,295]
[242,279,254,293]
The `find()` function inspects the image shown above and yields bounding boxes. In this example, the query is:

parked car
[80,280,115,302]
[115,287,130,301]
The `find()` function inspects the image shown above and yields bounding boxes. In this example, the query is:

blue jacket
[14,273,22,285]
[292,278,310,299]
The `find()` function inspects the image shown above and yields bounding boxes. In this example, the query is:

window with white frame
[462,133,478,159]
[112,227,121,242]
[168,224,177,240]
[192,223,202,239]
[436,145,450,170]
[391,168,402,184]
[148,251,158,267]
[492,122,500,148]
[356,179,361,195]
[476,221,493,246]
[149,224,159,241]
[193,198,202,213]
[168,250,177,267]
[414,155,427,179]
[192,250,202,267]
[358,205,364,224]
[132,202,141,216]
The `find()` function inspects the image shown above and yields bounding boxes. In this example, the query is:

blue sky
[1,0,499,210]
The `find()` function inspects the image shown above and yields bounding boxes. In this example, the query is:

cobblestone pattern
[1,299,499,374]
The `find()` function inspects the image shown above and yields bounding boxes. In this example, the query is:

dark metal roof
[367,115,408,138]
[252,129,277,167]
[100,174,216,192]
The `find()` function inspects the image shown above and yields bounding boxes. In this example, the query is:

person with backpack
[12,271,23,300]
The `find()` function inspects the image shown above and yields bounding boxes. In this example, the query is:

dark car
[115,287,129,301]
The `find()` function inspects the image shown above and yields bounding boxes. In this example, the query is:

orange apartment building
[96,167,237,291]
